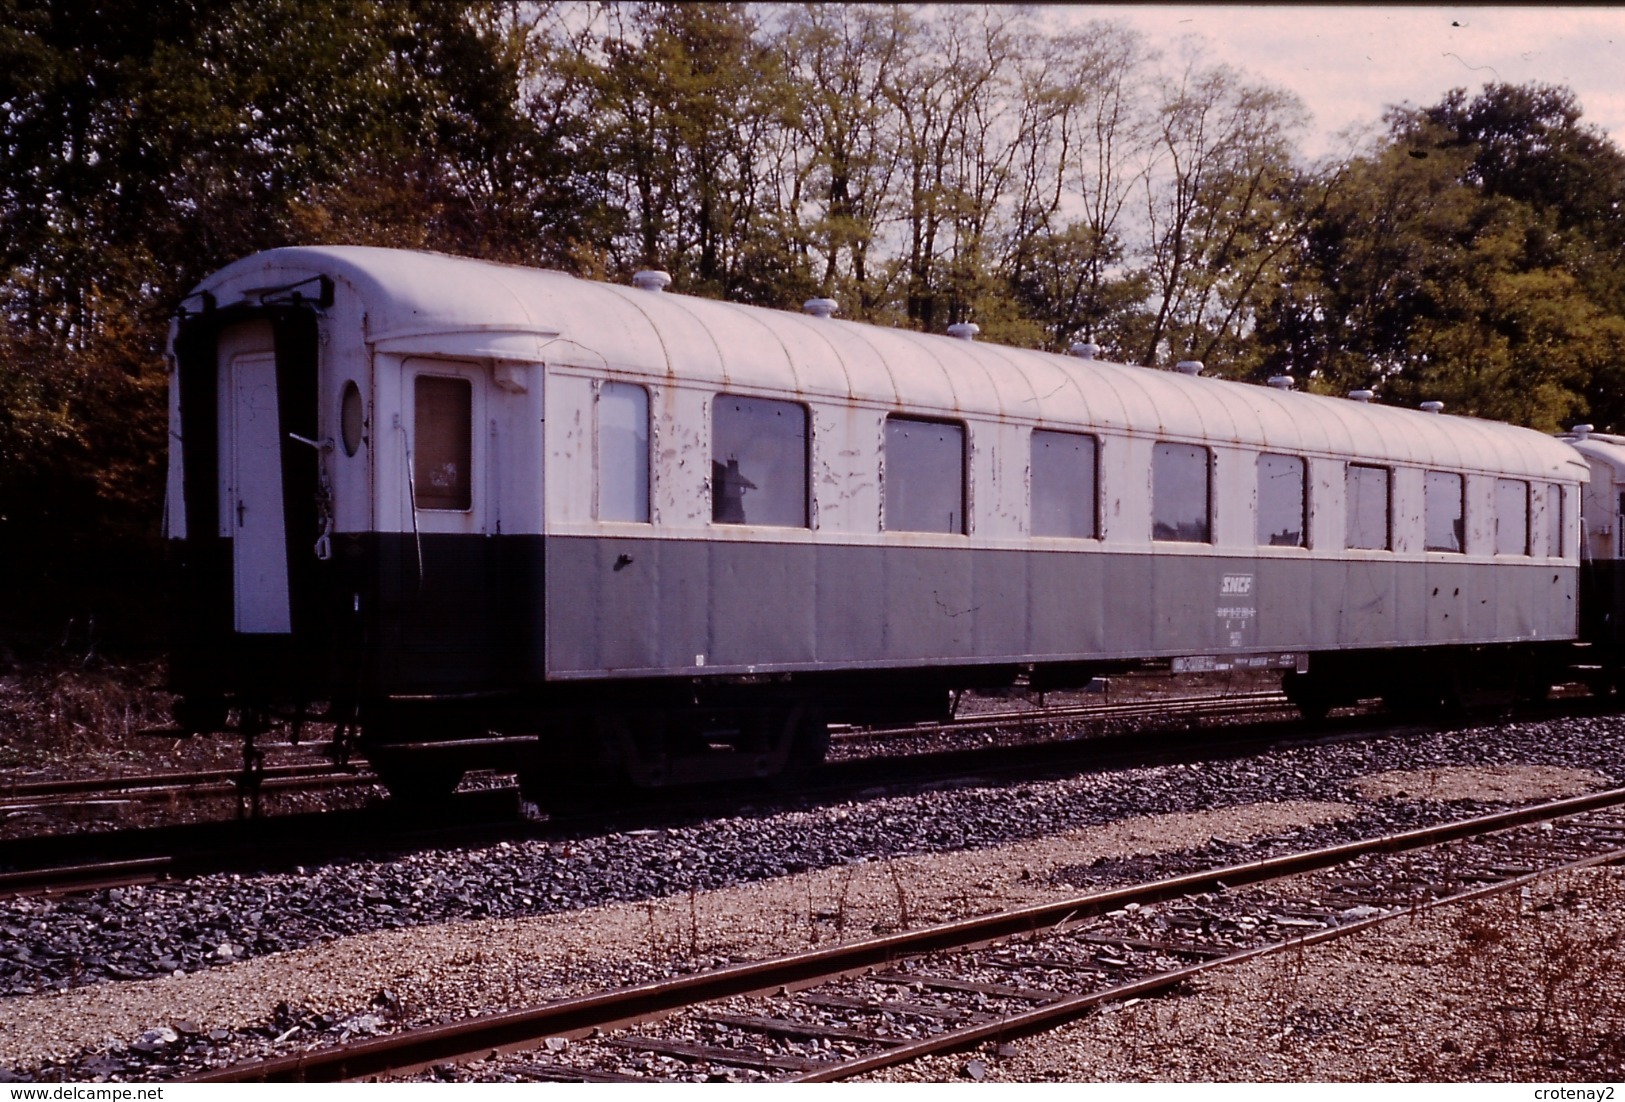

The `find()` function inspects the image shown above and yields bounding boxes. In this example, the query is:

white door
[219,323,292,633]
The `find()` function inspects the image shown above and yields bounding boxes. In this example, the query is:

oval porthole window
[340,380,365,456]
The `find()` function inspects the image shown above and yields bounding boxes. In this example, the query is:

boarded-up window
[413,375,471,511]
[1345,464,1390,550]
[1496,478,1530,555]
[1031,430,1097,538]
[712,395,808,527]
[599,382,650,523]
[1424,471,1465,553]
[885,417,965,533]
[1257,453,1305,547]
[1153,442,1210,543]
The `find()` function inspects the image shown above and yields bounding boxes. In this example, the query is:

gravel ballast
[863,868,1625,1083]
[1,711,1622,1080]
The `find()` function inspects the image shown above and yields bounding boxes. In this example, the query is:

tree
[998,20,1155,354]
[0,0,601,649]
[1259,84,1625,431]
[772,2,910,320]
[583,2,802,301]
[1136,46,1309,371]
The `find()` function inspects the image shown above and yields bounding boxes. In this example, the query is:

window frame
[411,372,475,514]
[710,393,811,529]
[1423,470,1466,554]
[1495,477,1531,557]
[596,380,651,524]
[1151,440,1213,544]
[1548,484,1567,558]
[1344,463,1392,551]
[1030,428,1099,540]
[1255,452,1307,548]
[883,414,968,535]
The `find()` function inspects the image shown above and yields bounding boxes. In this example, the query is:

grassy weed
[0,657,174,769]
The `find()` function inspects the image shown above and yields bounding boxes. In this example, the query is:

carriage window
[1496,478,1530,555]
[712,395,808,527]
[1031,430,1097,538]
[340,380,365,457]
[885,417,965,533]
[1345,464,1390,550]
[1256,453,1305,547]
[1424,471,1464,553]
[1152,442,1210,543]
[599,382,649,523]
[1547,485,1566,557]
[413,375,472,511]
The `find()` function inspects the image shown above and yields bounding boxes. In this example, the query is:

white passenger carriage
[167,247,1588,798]
[1558,427,1625,689]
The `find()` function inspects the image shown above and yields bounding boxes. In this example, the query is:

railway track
[0,686,1601,900]
[830,689,1299,750]
[0,688,1282,820]
[184,786,1625,1083]
[0,762,371,814]
[0,692,1401,900]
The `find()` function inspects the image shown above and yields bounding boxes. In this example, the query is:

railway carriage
[165,246,1588,799]
[1561,428,1625,685]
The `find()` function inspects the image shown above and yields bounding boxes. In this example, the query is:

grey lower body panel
[544,536,1578,679]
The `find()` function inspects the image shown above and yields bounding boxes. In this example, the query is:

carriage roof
[196,246,1586,483]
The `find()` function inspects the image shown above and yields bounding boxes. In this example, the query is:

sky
[1057,5,1625,159]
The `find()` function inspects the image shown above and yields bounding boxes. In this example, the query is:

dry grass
[867,869,1625,1083]
[1408,878,1625,1080]
[0,657,176,771]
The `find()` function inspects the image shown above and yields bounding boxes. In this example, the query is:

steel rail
[792,842,1625,1082]
[184,783,1625,1083]
[0,763,369,807]
[835,690,1293,744]
[0,707,1389,901]
[0,855,175,897]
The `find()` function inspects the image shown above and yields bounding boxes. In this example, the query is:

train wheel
[1584,666,1618,698]
[367,751,464,802]
[787,709,830,772]
[172,697,229,734]
[1515,667,1554,704]
[1281,671,1331,721]
[516,769,619,815]
[1382,681,1446,715]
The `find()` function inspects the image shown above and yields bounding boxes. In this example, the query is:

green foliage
[0,0,601,651]
[1263,82,1625,431]
[7,1,1625,651]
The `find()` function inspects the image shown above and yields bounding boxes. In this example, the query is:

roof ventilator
[1267,375,1295,390]
[1174,360,1204,376]
[803,298,838,319]
[1420,400,1445,414]
[632,270,672,293]
[1348,389,1374,403]
[946,322,980,341]
[1069,341,1100,359]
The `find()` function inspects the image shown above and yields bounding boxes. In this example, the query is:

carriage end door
[219,321,293,634]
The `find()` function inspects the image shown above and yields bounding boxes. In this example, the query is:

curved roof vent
[1267,375,1295,390]
[803,297,838,319]
[1420,400,1445,415]
[1069,341,1100,360]
[1572,423,1594,440]
[1348,389,1374,403]
[632,270,672,293]
[1174,360,1204,375]
[946,322,980,341]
